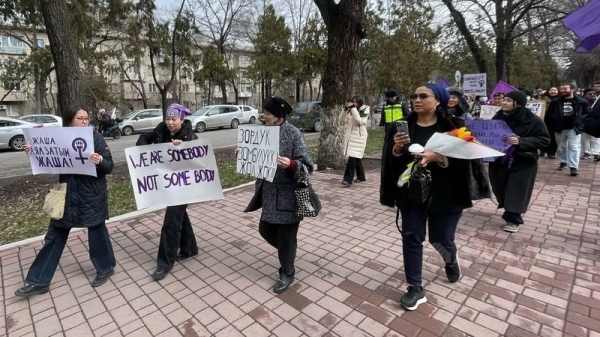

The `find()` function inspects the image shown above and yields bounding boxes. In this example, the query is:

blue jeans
[556,130,581,169]
[25,222,116,287]
[400,206,462,287]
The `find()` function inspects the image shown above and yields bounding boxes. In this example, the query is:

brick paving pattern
[1,157,600,337]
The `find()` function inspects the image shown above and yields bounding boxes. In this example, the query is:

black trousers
[343,157,366,183]
[258,221,299,276]
[400,205,462,287]
[542,128,557,155]
[157,205,198,270]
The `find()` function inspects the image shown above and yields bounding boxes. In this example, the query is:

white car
[238,105,259,124]
[0,117,43,151]
[20,114,63,127]
[118,109,163,136]
[185,105,244,132]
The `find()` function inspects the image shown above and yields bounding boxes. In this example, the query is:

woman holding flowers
[489,91,549,233]
[380,83,472,311]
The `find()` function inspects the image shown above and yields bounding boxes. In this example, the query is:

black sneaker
[400,285,427,311]
[594,155,600,162]
[557,163,567,171]
[582,153,591,160]
[570,168,579,176]
[445,253,461,283]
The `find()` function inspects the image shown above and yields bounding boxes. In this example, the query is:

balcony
[0,90,27,102]
[0,46,26,55]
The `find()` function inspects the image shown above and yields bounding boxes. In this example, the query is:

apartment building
[0,31,54,117]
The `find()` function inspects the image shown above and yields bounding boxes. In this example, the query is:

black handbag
[407,161,432,204]
[467,159,492,200]
[295,164,322,218]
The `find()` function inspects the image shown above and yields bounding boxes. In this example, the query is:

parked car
[238,105,259,124]
[118,108,163,136]
[20,114,63,127]
[0,117,43,151]
[289,101,323,132]
[185,105,244,133]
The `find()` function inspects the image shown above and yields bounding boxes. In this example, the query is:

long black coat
[51,132,114,228]
[489,108,550,214]
[380,113,473,213]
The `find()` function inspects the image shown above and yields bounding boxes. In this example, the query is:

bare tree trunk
[308,80,313,101]
[40,0,85,115]
[442,0,489,75]
[314,0,366,169]
[220,84,227,103]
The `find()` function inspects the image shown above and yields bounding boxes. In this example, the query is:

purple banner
[466,119,514,162]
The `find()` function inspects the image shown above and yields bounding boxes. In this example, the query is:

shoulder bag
[295,164,322,218]
[43,183,67,220]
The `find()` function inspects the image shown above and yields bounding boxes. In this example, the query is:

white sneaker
[502,223,519,233]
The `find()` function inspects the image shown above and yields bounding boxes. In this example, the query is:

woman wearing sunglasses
[15,105,116,298]
[380,83,472,311]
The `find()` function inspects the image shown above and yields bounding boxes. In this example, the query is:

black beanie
[505,90,528,106]
[263,97,293,118]
[386,89,398,98]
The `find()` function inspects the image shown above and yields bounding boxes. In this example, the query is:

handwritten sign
[466,119,514,162]
[479,105,501,120]
[237,125,280,182]
[463,73,487,95]
[526,100,546,119]
[124,139,224,210]
[23,127,97,177]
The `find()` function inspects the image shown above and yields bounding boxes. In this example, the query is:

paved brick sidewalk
[1,157,600,337]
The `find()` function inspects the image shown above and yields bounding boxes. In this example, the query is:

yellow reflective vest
[383,103,404,123]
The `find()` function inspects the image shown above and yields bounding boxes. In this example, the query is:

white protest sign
[23,127,97,177]
[479,105,501,120]
[237,125,280,182]
[463,73,487,95]
[526,101,546,119]
[124,139,224,210]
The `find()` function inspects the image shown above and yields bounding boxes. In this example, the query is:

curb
[0,181,256,253]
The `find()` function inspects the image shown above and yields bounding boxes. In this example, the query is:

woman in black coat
[16,105,116,298]
[136,103,199,281]
[489,91,550,233]
[380,83,472,311]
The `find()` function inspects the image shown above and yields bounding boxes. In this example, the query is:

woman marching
[136,103,199,281]
[16,105,116,298]
[489,91,550,233]
[380,83,472,311]
[243,97,314,293]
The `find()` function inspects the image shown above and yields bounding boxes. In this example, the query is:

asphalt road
[0,127,320,179]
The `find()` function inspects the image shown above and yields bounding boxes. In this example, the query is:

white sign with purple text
[237,124,280,182]
[463,73,487,95]
[23,127,97,177]
[124,139,224,210]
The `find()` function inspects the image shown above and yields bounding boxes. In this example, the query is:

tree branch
[313,0,337,29]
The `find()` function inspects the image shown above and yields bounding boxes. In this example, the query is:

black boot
[274,268,294,293]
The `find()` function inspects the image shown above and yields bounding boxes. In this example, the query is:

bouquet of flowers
[423,127,505,159]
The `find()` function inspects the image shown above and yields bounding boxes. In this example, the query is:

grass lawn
[0,129,384,245]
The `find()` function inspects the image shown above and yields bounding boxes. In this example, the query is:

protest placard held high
[124,139,223,210]
[23,127,97,177]
[237,125,280,182]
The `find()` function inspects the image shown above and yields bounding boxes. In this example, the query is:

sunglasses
[409,93,433,100]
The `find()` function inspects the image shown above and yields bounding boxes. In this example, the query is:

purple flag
[564,0,600,53]
[488,80,517,102]
[437,76,451,89]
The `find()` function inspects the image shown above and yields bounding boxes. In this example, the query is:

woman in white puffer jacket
[342,96,370,186]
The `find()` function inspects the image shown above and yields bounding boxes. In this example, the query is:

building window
[0,35,23,48]
[241,55,251,63]
[149,84,158,93]
[130,82,141,92]
[182,84,190,93]
[3,81,21,91]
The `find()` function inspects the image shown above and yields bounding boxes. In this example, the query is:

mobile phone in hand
[396,120,408,134]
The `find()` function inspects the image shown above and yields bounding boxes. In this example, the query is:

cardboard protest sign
[526,100,546,119]
[124,139,223,210]
[479,105,501,120]
[23,127,97,177]
[463,73,487,95]
[237,125,280,182]
[466,119,514,162]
